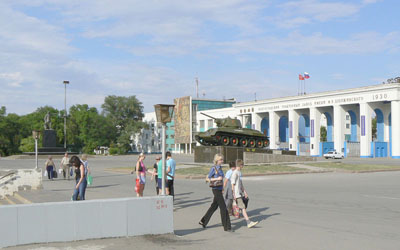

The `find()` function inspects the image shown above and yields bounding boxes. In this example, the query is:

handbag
[53,170,58,178]
[209,166,223,188]
[134,178,140,193]
[242,196,249,209]
[232,200,240,218]
[87,174,93,186]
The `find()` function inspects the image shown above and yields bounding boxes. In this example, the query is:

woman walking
[70,155,87,201]
[199,153,232,232]
[45,156,56,180]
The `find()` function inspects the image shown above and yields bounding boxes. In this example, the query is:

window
[346,124,350,129]
[346,115,350,120]
[208,119,213,128]
[200,120,205,130]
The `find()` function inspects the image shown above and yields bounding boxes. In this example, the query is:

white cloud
[275,0,361,28]
[0,72,24,87]
[218,31,400,55]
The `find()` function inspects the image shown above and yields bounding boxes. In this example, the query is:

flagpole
[297,76,299,96]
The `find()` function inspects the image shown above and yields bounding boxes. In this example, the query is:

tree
[320,126,327,142]
[0,113,23,156]
[68,104,116,154]
[385,77,400,84]
[372,117,377,141]
[101,96,145,153]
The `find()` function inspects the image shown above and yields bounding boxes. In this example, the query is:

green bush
[109,147,120,155]
[19,137,35,152]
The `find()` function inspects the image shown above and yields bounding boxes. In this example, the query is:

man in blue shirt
[166,151,176,198]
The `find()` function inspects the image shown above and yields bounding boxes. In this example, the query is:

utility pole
[63,80,69,150]
[195,77,199,98]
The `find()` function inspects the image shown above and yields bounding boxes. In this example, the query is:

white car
[323,151,344,159]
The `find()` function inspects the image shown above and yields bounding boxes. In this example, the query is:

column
[360,103,373,157]
[391,101,400,158]
[288,110,299,152]
[310,107,321,156]
[253,113,262,131]
[185,143,188,154]
[333,105,346,154]
[269,111,279,149]
[383,108,391,143]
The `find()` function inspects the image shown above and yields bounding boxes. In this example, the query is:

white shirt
[230,169,243,198]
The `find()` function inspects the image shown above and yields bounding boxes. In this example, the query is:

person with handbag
[231,159,258,228]
[199,153,232,232]
[133,153,154,197]
[60,152,70,180]
[70,155,88,201]
[44,156,56,180]
[224,161,236,216]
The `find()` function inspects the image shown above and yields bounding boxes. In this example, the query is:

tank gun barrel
[200,112,218,120]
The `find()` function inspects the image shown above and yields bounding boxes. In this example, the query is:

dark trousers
[200,189,231,231]
[167,179,174,198]
[46,166,54,179]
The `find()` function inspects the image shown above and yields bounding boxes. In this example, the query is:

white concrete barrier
[0,196,173,248]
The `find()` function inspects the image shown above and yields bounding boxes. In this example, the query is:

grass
[308,162,400,172]
[175,164,308,176]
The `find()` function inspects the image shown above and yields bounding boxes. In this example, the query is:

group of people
[133,151,176,198]
[199,153,258,232]
[44,153,90,201]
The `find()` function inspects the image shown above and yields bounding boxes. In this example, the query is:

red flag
[299,74,304,80]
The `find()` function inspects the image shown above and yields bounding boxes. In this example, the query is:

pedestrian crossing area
[0,193,32,205]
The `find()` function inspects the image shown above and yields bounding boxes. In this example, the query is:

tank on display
[195,112,270,148]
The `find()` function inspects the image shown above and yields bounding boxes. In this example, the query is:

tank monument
[194,112,314,164]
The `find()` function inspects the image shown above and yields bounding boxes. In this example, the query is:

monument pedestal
[38,129,66,154]
[194,146,271,163]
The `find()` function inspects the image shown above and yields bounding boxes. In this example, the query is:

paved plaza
[1,155,400,250]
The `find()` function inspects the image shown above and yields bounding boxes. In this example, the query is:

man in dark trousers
[166,151,176,198]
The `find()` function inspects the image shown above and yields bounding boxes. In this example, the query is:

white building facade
[133,112,162,154]
[195,83,400,158]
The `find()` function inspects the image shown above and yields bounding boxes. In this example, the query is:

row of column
[263,101,400,158]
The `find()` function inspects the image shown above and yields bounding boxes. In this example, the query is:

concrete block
[100,198,128,238]
[0,206,18,248]
[74,200,103,241]
[17,204,47,245]
[46,202,75,242]
[127,198,152,235]
[151,196,173,234]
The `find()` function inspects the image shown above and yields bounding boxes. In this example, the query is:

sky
[1,0,399,115]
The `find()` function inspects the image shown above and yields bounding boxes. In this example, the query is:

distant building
[134,97,236,153]
[132,112,162,154]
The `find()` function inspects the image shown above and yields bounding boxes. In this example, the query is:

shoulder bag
[209,166,223,187]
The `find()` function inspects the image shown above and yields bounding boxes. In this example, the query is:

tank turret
[195,112,269,148]
[200,112,241,128]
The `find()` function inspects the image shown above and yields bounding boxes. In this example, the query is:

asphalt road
[1,155,400,250]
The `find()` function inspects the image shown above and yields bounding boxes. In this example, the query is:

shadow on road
[174,197,212,210]
[88,184,120,189]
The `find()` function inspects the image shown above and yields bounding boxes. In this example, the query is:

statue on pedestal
[44,112,51,130]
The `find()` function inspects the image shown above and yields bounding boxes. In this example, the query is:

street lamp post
[32,130,40,169]
[63,80,69,149]
[154,104,175,195]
